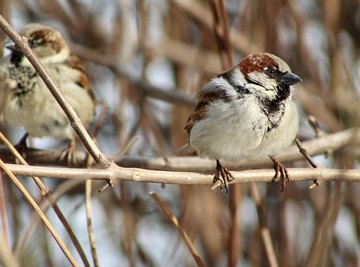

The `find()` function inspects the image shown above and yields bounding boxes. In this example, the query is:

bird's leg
[59,139,76,166]
[213,159,234,193]
[14,133,29,156]
[269,156,289,191]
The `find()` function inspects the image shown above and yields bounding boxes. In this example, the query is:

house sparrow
[0,23,95,159]
[185,53,302,191]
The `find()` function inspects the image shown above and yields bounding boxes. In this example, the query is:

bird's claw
[213,160,234,193]
[59,140,76,166]
[270,156,289,192]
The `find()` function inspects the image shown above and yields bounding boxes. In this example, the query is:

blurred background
[1,0,360,266]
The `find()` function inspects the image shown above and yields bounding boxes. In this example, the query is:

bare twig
[0,133,91,267]
[295,138,321,188]
[84,119,102,267]
[0,172,9,250]
[3,162,359,193]
[15,179,86,255]
[0,0,9,57]
[305,183,344,267]
[295,138,320,169]
[308,115,325,138]
[0,159,79,267]
[85,179,99,267]
[171,0,261,54]
[150,192,205,267]
[0,235,19,267]
[250,184,279,267]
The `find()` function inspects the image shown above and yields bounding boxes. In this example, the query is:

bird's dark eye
[264,67,278,78]
[29,38,41,48]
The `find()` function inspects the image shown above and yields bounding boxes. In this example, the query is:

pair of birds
[0,23,302,191]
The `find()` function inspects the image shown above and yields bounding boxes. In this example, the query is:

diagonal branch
[0,159,79,266]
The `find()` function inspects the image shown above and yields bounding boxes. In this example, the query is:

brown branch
[0,159,79,266]
[0,15,111,168]
[3,163,360,185]
[0,133,91,267]
[296,138,321,188]
[171,0,261,54]
[150,192,205,267]
[0,173,9,250]
[295,138,320,169]
[15,179,86,255]
[85,180,99,267]
[2,125,359,172]
[250,184,279,267]
[305,183,344,267]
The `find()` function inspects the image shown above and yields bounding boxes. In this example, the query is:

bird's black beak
[279,72,302,86]
[5,42,20,52]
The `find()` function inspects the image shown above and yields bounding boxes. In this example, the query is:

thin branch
[296,136,321,188]
[85,180,99,267]
[171,0,261,54]
[85,133,99,267]
[250,184,279,267]
[305,183,344,267]
[295,138,320,169]
[308,115,325,138]
[0,15,111,168]
[0,234,19,267]
[0,172,9,250]
[0,159,79,267]
[15,179,86,255]
[150,192,205,267]
[0,133,91,267]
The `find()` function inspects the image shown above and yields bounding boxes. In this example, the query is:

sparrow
[185,53,302,191]
[0,23,95,160]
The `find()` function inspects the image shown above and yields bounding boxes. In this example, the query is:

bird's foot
[270,156,289,192]
[213,160,234,193]
[14,133,29,157]
[59,140,76,166]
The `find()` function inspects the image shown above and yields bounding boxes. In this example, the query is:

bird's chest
[257,98,286,132]
[8,64,39,98]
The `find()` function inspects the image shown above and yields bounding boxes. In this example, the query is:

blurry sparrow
[0,23,95,158]
[185,53,302,191]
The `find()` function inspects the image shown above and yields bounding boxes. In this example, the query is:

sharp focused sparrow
[0,23,95,156]
[185,53,302,191]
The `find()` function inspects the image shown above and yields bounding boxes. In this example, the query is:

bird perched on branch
[185,53,302,191]
[0,23,95,161]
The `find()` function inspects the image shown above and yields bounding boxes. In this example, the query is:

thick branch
[2,127,359,171]
[4,164,360,185]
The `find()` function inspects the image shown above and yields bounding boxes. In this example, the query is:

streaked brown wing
[184,85,231,136]
[66,52,96,100]
[184,102,207,135]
